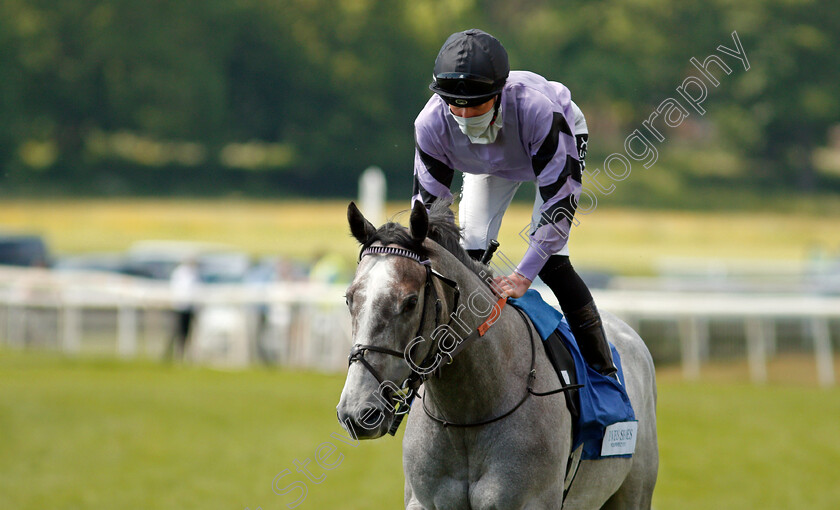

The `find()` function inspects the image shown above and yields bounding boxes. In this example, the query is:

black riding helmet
[429,29,509,107]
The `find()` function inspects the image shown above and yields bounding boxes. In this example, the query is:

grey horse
[337,201,658,509]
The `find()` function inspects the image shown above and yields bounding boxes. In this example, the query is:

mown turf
[1,350,838,509]
[654,375,840,509]
[0,352,404,510]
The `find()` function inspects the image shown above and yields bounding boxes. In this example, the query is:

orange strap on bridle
[477,296,507,336]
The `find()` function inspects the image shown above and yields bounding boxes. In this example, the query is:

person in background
[412,29,616,378]
[167,258,200,360]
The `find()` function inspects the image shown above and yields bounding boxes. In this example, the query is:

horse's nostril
[357,407,386,430]
[337,405,350,427]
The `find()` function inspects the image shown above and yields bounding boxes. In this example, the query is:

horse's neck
[422,249,531,423]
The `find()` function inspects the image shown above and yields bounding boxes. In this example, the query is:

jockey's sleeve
[571,100,589,171]
[516,104,583,282]
[412,130,455,209]
[570,100,589,140]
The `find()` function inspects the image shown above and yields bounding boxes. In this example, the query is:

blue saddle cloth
[508,290,636,460]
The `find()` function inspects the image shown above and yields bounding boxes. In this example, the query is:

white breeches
[458,174,570,256]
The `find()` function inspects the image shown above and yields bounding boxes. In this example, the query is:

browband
[360,245,431,265]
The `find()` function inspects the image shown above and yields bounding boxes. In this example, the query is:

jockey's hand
[492,272,532,299]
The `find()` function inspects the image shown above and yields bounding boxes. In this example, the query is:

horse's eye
[344,293,352,308]
[401,295,418,314]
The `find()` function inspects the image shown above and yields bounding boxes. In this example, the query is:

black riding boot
[538,255,617,378]
[564,301,617,378]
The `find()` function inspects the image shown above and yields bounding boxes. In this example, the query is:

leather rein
[347,245,579,432]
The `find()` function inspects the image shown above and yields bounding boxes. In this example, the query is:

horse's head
[336,201,442,439]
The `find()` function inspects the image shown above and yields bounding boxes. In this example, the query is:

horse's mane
[361,200,488,278]
[426,200,488,277]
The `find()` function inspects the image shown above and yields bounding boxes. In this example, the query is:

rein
[347,244,580,432]
[421,305,581,429]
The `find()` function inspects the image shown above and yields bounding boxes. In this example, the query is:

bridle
[348,245,460,425]
[347,244,579,433]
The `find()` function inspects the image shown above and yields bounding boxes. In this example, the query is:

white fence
[1,267,837,385]
[591,289,838,386]
[0,266,352,371]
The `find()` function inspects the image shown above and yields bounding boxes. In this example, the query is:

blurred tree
[0,11,23,176]
[717,0,840,190]
[0,0,836,198]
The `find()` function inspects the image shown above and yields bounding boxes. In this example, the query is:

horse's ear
[409,200,429,242]
[347,202,376,244]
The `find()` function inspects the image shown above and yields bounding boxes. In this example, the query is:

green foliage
[0,0,838,198]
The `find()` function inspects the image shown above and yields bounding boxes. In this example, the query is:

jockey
[412,29,617,378]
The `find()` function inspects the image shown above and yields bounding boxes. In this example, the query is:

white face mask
[450,103,503,144]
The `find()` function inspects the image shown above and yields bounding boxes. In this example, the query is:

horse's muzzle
[336,400,393,440]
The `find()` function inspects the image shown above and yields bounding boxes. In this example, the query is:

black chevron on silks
[538,154,582,203]
[416,144,454,188]
[532,111,572,177]
[534,194,577,232]
[413,176,439,206]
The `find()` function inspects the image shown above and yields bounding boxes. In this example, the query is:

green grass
[2,198,840,276]
[1,350,839,509]
[0,351,403,510]
[654,377,840,509]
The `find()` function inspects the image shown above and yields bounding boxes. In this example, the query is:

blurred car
[244,255,308,284]
[0,233,51,267]
[52,252,129,274]
[124,240,252,282]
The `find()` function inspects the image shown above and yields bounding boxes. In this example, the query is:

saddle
[508,290,637,461]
